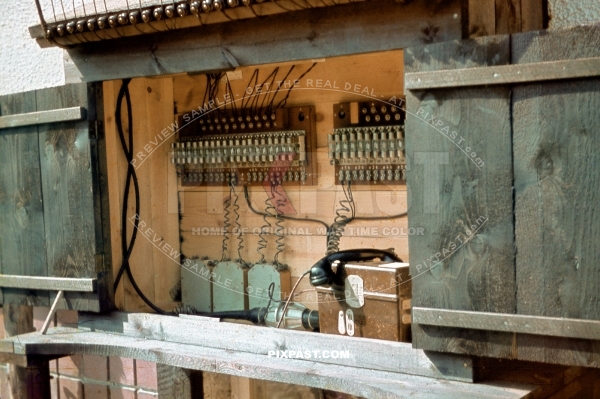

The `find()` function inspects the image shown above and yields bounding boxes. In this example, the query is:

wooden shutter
[0,83,113,312]
[405,26,600,367]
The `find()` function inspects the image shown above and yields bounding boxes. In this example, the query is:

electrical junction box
[315,261,411,342]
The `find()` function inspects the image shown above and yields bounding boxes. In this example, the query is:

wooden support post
[3,305,50,399]
[467,0,544,38]
[231,376,255,399]
[157,364,202,399]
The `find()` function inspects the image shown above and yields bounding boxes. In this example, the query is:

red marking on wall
[262,153,297,215]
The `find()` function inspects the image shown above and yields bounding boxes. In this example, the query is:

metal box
[315,261,411,342]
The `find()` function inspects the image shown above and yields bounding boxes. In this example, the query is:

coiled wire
[221,191,232,261]
[230,181,245,264]
[272,182,287,266]
[326,181,355,255]
[257,192,275,263]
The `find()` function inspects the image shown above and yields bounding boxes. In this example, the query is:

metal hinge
[89,120,103,140]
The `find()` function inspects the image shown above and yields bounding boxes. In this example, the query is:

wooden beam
[405,57,600,90]
[2,327,540,399]
[413,308,600,341]
[0,275,96,292]
[520,0,544,31]
[0,107,85,130]
[467,0,495,37]
[3,305,50,399]
[65,0,461,82]
[76,311,476,382]
[31,0,364,48]
[157,364,202,399]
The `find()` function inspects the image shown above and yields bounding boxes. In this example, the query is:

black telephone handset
[309,249,402,287]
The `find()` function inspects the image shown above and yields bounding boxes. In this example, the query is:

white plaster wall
[0,0,64,96]
[549,0,600,28]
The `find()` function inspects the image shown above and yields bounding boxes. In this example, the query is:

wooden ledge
[0,325,540,399]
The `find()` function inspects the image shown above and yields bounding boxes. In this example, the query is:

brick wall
[0,307,159,399]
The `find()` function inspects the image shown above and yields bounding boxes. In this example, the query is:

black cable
[113,79,170,315]
[243,185,330,231]
[276,62,317,109]
[113,79,139,290]
[352,212,408,221]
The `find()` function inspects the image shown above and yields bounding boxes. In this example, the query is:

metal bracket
[89,119,103,140]
[0,106,86,130]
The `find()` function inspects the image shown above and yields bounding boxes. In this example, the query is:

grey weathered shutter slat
[405,25,600,368]
[0,83,113,312]
[404,36,516,358]
[0,90,48,307]
[512,26,600,366]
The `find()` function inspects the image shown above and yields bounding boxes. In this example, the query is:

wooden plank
[0,89,48,307]
[495,0,522,34]
[252,379,322,399]
[230,376,255,399]
[104,78,180,313]
[520,0,544,31]
[413,308,600,340]
[65,0,461,82]
[0,275,96,292]
[145,77,180,311]
[4,328,539,399]
[173,52,405,115]
[0,107,85,130]
[467,0,495,37]
[512,26,600,367]
[36,83,108,312]
[404,35,515,357]
[36,0,365,47]
[77,311,476,382]
[203,372,231,399]
[3,304,50,399]
[122,78,157,312]
[103,80,127,310]
[157,364,200,399]
[512,25,600,64]
[405,57,600,90]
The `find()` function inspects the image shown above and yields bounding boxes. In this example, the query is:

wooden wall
[467,0,544,37]
[175,51,408,309]
[103,50,408,313]
[104,78,180,312]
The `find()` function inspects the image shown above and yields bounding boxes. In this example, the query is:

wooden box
[315,261,411,342]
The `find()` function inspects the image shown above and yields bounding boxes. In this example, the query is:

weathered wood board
[405,26,600,368]
[66,0,462,82]
[0,90,47,306]
[512,25,600,367]
[0,83,113,312]
[37,84,111,312]
[404,36,515,357]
